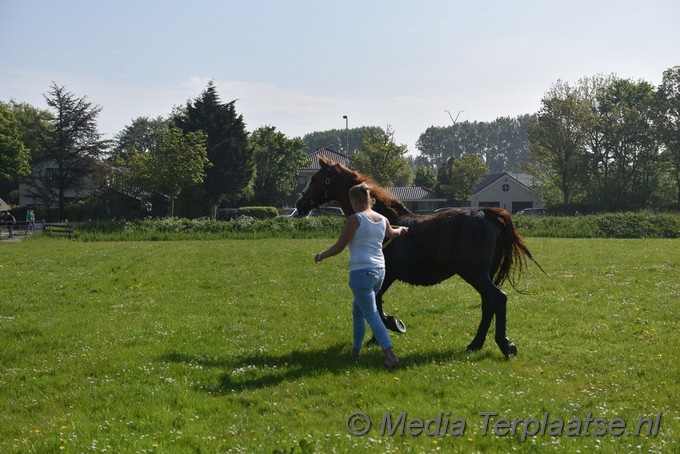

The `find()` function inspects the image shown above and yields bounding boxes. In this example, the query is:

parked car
[515,208,546,216]
[279,207,298,217]
[216,208,239,221]
[309,206,344,217]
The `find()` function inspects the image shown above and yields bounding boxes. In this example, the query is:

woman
[314,183,408,368]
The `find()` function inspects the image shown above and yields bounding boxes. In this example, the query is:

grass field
[0,237,678,453]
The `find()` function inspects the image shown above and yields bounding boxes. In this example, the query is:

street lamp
[342,115,348,154]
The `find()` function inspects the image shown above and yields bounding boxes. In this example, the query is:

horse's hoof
[498,340,517,358]
[384,316,407,333]
[466,341,484,351]
[366,336,379,347]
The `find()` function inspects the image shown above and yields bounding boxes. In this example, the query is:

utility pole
[445,109,464,125]
[445,110,464,158]
[342,115,349,154]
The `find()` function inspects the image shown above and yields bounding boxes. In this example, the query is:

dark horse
[296,157,543,357]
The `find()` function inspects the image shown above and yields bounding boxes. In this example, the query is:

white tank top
[348,212,387,271]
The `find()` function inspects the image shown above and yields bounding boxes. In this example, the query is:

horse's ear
[319,156,332,168]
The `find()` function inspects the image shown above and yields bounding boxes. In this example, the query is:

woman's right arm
[315,214,360,263]
[385,223,408,239]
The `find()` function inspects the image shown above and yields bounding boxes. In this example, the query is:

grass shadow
[159,342,505,394]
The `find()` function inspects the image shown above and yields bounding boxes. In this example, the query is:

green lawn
[0,237,678,453]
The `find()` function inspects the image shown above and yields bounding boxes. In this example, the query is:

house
[18,156,158,218]
[471,172,542,214]
[19,155,98,210]
[386,186,447,213]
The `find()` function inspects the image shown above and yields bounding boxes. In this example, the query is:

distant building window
[45,168,75,188]
[502,183,510,192]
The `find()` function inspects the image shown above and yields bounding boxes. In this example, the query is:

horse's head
[295,157,354,216]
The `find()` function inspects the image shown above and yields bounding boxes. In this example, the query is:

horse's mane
[339,164,412,219]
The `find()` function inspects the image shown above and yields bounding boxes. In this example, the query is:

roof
[387,186,446,202]
[301,148,349,170]
[473,172,538,197]
[474,173,507,192]
[474,172,536,192]
[0,198,10,211]
[507,172,540,187]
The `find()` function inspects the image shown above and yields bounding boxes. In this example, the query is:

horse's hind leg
[461,273,516,358]
[491,288,517,357]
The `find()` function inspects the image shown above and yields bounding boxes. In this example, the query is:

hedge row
[74,215,345,241]
[70,212,680,241]
[513,213,680,238]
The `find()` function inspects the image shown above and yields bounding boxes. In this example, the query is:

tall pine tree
[25,84,109,217]
[174,81,254,217]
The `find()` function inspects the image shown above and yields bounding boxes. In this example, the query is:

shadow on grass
[159,342,502,394]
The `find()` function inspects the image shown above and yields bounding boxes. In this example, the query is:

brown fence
[43,222,74,238]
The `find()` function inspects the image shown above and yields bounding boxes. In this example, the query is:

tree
[129,127,209,216]
[527,74,662,210]
[303,126,384,156]
[484,115,532,172]
[350,127,412,187]
[111,116,174,206]
[249,126,308,206]
[596,78,658,208]
[416,125,456,171]
[437,153,487,202]
[527,80,590,203]
[655,66,680,206]
[413,166,437,191]
[576,74,619,205]
[112,116,170,160]
[2,101,52,205]
[416,116,531,175]
[23,83,109,217]
[0,101,31,183]
[7,101,53,162]
[173,81,254,217]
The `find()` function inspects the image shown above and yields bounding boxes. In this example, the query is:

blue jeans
[349,268,393,351]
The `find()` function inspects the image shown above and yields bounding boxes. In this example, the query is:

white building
[471,173,542,214]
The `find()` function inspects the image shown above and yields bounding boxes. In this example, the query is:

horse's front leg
[377,290,406,333]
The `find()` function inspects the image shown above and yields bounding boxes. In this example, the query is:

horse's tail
[485,207,545,287]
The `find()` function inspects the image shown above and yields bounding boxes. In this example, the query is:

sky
[1,0,679,155]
